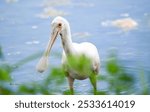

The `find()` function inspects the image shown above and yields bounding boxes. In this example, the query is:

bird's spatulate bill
[36,55,49,73]
[36,29,60,73]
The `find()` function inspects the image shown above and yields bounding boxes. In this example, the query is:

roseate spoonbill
[36,16,100,94]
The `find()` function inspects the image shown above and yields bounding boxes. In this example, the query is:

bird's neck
[61,26,75,56]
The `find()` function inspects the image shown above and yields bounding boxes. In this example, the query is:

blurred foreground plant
[105,53,134,94]
[17,67,66,95]
[0,46,14,94]
[0,45,149,95]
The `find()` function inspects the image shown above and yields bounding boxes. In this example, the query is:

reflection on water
[37,7,68,19]
[101,18,138,31]
[5,0,18,4]
[0,0,150,94]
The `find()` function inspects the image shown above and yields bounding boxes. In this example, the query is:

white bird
[36,16,100,94]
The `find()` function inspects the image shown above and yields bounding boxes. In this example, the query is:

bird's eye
[58,23,62,27]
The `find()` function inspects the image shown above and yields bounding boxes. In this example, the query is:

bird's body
[36,16,100,94]
[62,42,100,80]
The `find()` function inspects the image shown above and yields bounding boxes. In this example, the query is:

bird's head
[51,16,69,37]
[36,16,69,73]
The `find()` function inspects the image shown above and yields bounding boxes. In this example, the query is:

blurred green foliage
[16,67,66,95]
[0,46,149,95]
[105,53,134,94]
[139,70,149,95]
[67,55,91,76]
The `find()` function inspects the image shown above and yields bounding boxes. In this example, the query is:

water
[0,0,150,94]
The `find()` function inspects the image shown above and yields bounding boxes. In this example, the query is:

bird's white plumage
[62,42,100,79]
[36,16,100,94]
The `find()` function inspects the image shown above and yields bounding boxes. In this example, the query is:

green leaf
[63,90,72,95]
[0,68,11,81]
[67,55,92,75]
[18,85,36,94]
[106,57,119,74]
[0,86,14,95]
